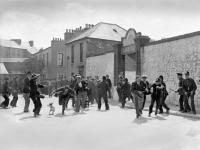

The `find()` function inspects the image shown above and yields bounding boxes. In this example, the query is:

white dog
[48,103,55,115]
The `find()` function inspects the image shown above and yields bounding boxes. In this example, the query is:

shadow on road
[54,112,86,118]
[19,115,35,120]
[14,112,26,115]
[133,117,149,124]
[152,115,167,121]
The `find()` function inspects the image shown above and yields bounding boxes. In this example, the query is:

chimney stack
[29,41,34,47]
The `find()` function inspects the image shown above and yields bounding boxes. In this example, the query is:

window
[71,46,74,63]
[57,53,63,66]
[80,43,83,62]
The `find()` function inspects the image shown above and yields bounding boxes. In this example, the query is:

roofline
[146,31,200,46]
[0,45,27,50]
[34,46,51,55]
[98,22,127,32]
[65,22,127,44]
[66,37,122,45]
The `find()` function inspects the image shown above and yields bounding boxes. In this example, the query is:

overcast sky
[1,0,200,49]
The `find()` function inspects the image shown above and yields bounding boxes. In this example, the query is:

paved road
[0,95,200,150]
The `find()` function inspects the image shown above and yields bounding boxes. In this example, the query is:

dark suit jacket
[99,80,109,97]
[183,78,197,94]
[23,77,30,93]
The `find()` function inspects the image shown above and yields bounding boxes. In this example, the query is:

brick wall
[142,35,200,107]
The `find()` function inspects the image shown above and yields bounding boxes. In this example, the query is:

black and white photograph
[0,0,200,150]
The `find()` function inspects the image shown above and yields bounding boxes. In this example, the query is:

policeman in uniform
[183,71,197,114]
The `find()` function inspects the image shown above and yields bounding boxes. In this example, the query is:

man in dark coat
[158,75,170,114]
[131,76,145,118]
[183,71,197,114]
[121,78,131,108]
[106,75,112,99]
[30,74,44,117]
[176,73,190,112]
[10,76,19,107]
[0,78,10,108]
[23,71,32,112]
[149,78,162,116]
[50,85,75,115]
[97,76,110,110]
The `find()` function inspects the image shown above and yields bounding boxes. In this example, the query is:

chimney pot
[29,41,34,47]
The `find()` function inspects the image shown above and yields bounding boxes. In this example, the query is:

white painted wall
[86,52,114,83]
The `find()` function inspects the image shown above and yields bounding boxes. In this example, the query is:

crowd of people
[116,71,197,118]
[0,70,198,119]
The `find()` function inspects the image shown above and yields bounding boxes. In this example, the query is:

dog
[47,103,55,115]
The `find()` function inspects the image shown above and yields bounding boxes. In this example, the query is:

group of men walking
[51,74,113,115]
[117,71,197,118]
[0,70,198,118]
[0,71,45,117]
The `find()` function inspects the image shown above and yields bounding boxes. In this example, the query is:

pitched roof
[0,58,28,63]
[0,63,8,74]
[66,22,127,44]
[0,39,38,54]
[4,62,25,74]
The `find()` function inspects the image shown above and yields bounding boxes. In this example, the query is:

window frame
[57,52,64,66]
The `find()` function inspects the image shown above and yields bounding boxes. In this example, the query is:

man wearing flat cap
[183,71,197,114]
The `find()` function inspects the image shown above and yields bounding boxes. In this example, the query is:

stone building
[65,22,127,83]
[116,30,200,107]
[34,24,93,81]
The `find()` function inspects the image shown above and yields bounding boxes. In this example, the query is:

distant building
[0,39,38,80]
[35,22,127,84]
[34,24,92,81]
[66,22,127,83]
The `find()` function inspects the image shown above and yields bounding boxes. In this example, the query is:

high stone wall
[142,35,200,107]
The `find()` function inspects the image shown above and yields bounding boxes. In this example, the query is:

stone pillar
[114,43,125,85]
[135,36,150,76]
